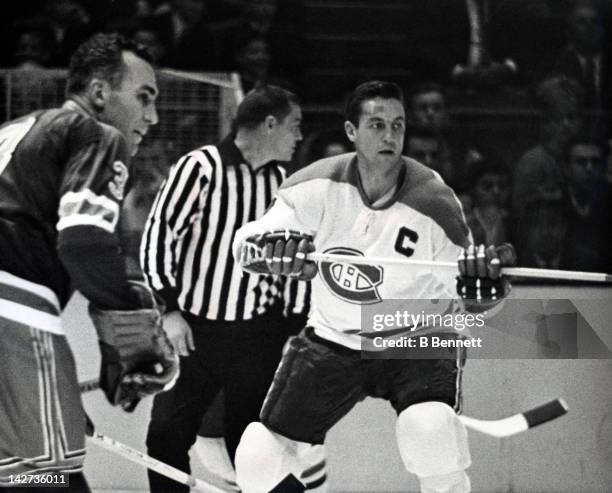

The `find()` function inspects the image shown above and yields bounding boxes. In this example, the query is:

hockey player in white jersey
[232,80,516,493]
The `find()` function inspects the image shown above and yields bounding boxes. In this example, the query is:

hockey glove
[456,243,517,312]
[238,229,317,280]
[89,281,179,411]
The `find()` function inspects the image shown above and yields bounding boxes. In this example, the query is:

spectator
[296,127,352,170]
[562,136,610,270]
[130,17,170,66]
[410,82,449,132]
[522,198,568,269]
[11,21,56,69]
[464,159,511,246]
[552,1,609,111]
[313,129,352,160]
[408,82,479,191]
[513,76,585,266]
[120,139,172,277]
[232,33,292,93]
[45,0,96,66]
[404,125,450,183]
[213,0,303,85]
[153,0,219,70]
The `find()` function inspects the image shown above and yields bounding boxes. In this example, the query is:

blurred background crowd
[1,0,610,274]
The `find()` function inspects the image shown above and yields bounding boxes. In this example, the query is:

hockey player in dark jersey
[0,33,178,491]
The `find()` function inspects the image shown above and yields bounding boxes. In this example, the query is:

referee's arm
[140,152,211,311]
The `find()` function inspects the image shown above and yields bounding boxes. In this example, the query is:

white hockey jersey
[234,153,472,349]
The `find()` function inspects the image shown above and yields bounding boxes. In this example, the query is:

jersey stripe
[142,140,305,321]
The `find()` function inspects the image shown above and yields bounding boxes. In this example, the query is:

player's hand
[118,330,180,411]
[89,281,180,411]
[162,311,195,357]
[240,229,317,280]
[456,243,517,310]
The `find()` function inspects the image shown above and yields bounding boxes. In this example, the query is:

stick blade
[522,398,568,429]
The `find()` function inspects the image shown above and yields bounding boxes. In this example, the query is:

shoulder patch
[108,160,129,200]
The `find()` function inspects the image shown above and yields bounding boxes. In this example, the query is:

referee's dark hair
[67,32,152,97]
[234,85,299,131]
[345,80,404,126]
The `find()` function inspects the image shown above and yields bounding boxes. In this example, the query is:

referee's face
[271,102,303,162]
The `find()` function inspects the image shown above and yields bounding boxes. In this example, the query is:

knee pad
[235,422,306,493]
[396,402,471,479]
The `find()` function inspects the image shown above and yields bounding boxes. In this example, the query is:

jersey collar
[62,99,96,119]
[351,155,407,210]
[221,135,278,172]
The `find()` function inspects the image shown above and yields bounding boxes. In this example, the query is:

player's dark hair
[345,80,404,125]
[234,85,299,130]
[66,32,152,96]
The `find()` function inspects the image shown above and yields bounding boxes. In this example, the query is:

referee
[141,85,306,493]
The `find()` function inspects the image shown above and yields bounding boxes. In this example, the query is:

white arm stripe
[57,189,119,233]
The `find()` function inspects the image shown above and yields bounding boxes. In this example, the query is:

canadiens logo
[319,247,383,304]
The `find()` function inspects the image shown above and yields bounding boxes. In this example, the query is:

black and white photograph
[0,1,610,492]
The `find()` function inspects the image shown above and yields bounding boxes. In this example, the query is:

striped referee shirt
[141,136,309,321]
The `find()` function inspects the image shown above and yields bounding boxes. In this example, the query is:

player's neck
[234,133,273,170]
[356,159,402,204]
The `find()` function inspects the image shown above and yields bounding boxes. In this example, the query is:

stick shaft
[308,252,612,283]
[88,433,224,493]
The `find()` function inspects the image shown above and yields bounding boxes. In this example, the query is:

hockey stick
[80,378,567,439]
[458,398,568,438]
[87,431,227,493]
[308,253,612,283]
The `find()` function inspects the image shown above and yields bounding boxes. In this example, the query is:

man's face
[133,29,166,65]
[474,172,509,207]
[237,39,271,77]
[568,143,602,193]
[269,102,302,162]
[406,136,441,171]
[16,31,48,67]
[411,91,447,130]
[569,6,603,53]
[102,51,159,157]
[548,99,583,146]
[345,97,405,171]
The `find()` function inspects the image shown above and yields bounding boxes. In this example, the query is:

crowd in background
[1,0,610,274]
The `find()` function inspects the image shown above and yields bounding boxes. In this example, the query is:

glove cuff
[456,276,511,312]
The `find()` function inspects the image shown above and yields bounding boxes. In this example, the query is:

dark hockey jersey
[0,100,137,309]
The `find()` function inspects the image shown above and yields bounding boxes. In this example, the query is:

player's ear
[344,121,357,142]
[265,115,277,132]
[88,78,112,113]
